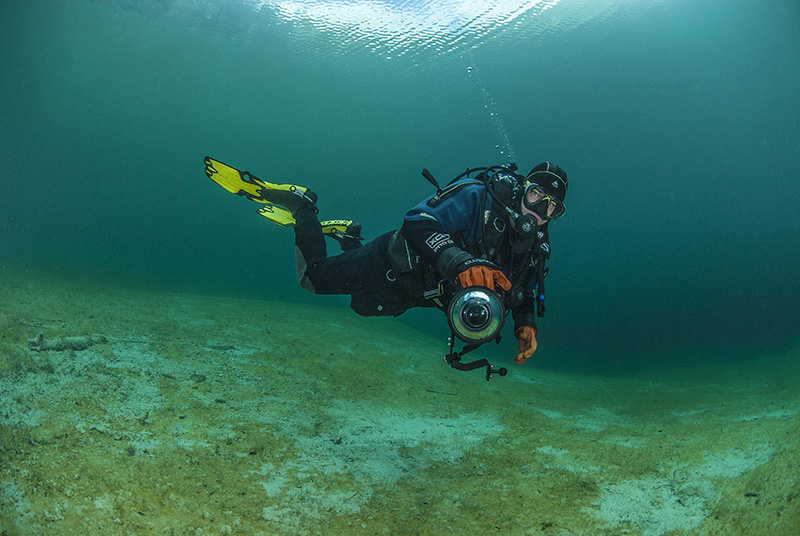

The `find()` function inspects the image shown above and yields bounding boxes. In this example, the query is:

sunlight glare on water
[250,0,674,58]
[257,0,563,56]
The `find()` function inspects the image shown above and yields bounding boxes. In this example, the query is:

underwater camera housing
[447,286,505,344]
[444,286,508,381]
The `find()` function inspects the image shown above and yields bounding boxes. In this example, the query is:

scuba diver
[203,157,567,380]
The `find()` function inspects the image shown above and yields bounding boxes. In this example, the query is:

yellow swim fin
[204,156,269,203]
[255,208,364,250]
[257,204,296,227]
[321,219,364,250]
[203,156,316,211]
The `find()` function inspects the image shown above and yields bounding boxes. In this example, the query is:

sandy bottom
[0,270,798,535]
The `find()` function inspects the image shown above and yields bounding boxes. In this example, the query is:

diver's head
[521,162,568,224]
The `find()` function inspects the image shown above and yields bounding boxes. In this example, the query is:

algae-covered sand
[1,270,798,535]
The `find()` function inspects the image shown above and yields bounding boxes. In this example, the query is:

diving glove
[514,326,537,365]
[456,261,512,292]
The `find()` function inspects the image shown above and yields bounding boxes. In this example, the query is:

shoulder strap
[426,179,484,208]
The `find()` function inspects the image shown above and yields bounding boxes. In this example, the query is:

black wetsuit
[293,177,545,333]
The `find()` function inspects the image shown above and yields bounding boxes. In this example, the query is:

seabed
[0,270,798,535]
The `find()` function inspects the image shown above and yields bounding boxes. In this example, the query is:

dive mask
[523,183,566,221]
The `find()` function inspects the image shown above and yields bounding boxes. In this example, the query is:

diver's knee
[298,274,318,294]
[294,246,321,294]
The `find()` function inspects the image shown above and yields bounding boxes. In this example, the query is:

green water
[1,0,798,373]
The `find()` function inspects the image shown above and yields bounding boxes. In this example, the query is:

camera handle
[444,336,507,381]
